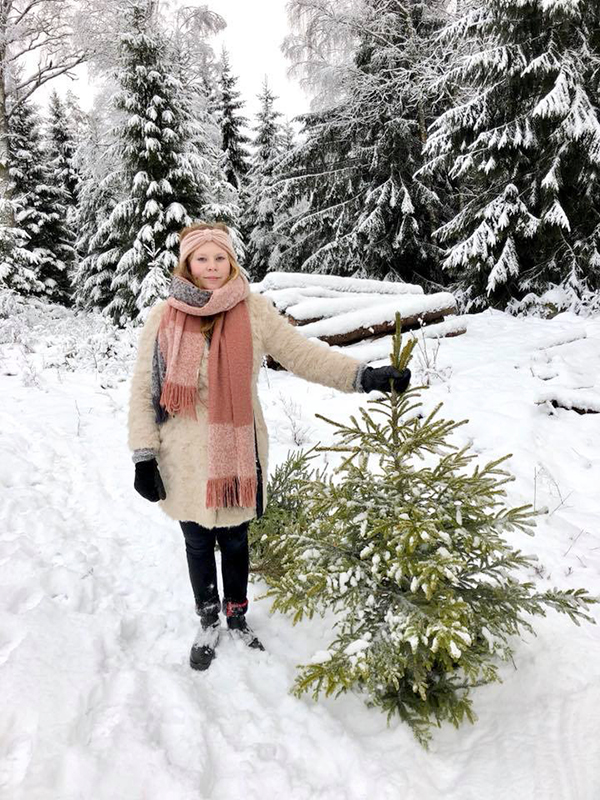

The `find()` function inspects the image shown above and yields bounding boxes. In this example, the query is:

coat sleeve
[258,294,368,393]
[127,302,166,461]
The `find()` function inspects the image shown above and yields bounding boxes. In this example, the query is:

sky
[200,0,312,125]
[44,0,312,130]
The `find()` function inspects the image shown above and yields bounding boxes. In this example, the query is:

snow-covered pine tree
[165,15,242,256]
[101,3,213,326]
[0,221,42,298]
[46,90,80,228]
[273,0,450,282]
[216,47,252,192]
[280,118,297,153]
[239,77,285,281]
[72,108,126,312]
[6,95,76,305]
[422,0,600,310]
[263,316,598,746]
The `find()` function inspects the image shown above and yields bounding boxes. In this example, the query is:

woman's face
[188,241,232,290]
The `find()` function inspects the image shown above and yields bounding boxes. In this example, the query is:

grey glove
[361,365,411,394]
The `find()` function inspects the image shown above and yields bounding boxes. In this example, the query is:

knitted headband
[179,229,237,268]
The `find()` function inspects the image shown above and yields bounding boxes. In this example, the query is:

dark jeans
[179,520,249,615]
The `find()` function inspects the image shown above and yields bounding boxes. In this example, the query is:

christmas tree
[261,315,597,747]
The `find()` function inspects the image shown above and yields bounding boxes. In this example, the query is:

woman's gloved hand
[361,365,411,394]
[134,458,167,502]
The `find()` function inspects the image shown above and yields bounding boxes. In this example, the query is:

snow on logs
[252,272,464,358]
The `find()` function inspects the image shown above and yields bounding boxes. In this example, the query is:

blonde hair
[174,221,241,339]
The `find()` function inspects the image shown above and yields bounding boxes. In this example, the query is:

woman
[128,221,410,671]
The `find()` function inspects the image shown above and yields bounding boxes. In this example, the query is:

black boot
[190,601,221,670]
[224,599,265,651]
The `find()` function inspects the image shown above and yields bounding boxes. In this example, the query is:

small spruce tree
[264,315,597,747]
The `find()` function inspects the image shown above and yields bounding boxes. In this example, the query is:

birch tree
[0,0,86,223]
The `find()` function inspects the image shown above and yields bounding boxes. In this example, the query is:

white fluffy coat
[128,292,364,528]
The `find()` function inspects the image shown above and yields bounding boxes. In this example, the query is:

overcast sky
[203,0,311,126]
[46,0,311,130]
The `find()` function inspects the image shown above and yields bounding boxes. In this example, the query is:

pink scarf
[157,273,256,510]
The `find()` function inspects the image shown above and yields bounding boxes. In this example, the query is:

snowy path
[2,309,600,799]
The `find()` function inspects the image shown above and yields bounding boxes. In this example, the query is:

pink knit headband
[179,229,237,266]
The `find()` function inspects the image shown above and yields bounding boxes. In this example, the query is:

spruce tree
[422,0,600,309]
[273,0,449,282]
[262,316,597,746]
[101,5,213,326]
[72,110,125,312]
[240,77,285,281]
[46,90,80,221]
[216,48,252,192]
[280,118,297,154]
[7,97,76,305]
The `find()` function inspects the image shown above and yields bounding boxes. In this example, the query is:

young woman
[128,221,410,670]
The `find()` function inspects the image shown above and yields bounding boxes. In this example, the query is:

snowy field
[1,296,600,800]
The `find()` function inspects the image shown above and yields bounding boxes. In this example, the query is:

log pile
[252,272,466,369]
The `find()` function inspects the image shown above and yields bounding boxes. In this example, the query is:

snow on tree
[45,90,80,230]
[0,0,87,228]
[97,3,214,326]
[5,94,76,304]
[216,47,252,192]
[421,0,600,310]
[273,0,450,283]
[163,9,242,258]
[280,118,298,153]
[257,316,598,747]
[239,77,286,282]
[72,108,125,312]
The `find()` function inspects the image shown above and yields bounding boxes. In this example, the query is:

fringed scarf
[152,273,256,510]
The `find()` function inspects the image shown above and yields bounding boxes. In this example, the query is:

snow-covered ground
[2,297,600,800]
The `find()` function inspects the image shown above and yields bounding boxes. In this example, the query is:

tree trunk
[0,4,14,227]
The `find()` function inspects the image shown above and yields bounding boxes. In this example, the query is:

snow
[282,293,450,323]
[2,295,600,799]
[298,293,456,339]
[253,271,424,296]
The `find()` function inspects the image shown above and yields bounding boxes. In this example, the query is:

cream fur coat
[127,292,365,528]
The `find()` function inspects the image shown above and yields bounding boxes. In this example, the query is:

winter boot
[190,601,221,670]
[224,599,265,651]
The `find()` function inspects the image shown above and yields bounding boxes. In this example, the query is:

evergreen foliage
[100,5,212,326]
[216,48,252,192]
[249,447,324,583]
[72,111,125,312]
[422,0,600,310]
[262,315,598,746]
[6,97,76,305]
[46,90,80,218]
[272,0,450,283]
[240,77,286,281]
[0,222,43,297]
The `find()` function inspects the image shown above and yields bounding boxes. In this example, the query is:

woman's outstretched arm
[258,294,368,393]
